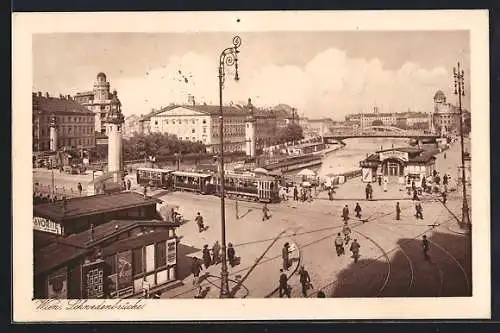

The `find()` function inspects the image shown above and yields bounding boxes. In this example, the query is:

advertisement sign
[166,239,177,265]
[82,260,105,299]
[146,244,155,272]
[47,266,68,299]
[362,168,373,183]
[117,250,132,289]
[379,150,409,162]
[33,216,63,235]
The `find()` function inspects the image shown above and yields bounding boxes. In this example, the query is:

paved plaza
[33,139,472,298]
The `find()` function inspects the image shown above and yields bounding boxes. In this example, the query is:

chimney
[59,94,63,99]
[45,92,50,98]
[38,92,42,97]
[90,224,95,242]
[67,95,72,100]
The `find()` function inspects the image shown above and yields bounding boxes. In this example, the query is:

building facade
[32,92,96,152]
[123,114,142,139]
[74,72,122,135]
[432,90,470,136]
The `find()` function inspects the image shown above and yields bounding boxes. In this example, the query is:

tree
[371,119,384,126]
[276,123,304,144]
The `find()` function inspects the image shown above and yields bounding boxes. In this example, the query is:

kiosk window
[155,241,167,268]
[104,254,117,275]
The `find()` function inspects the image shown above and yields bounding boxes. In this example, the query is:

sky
[32,31,470,120]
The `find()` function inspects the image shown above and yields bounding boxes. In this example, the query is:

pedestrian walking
[262,203,270,221]
[342,222,351,244]
[422,235,430,260]
[350,239,361,263]
[383,177,388,192]
[443,174,449,186]
[298,266,312,297]
[143,185,147,197]
[365,184,370,200]
[415,202,424,219]
[444,152,447,159]
[191,257,203,296]
[334,233,344,256]
[342,205,349,222]
[227,243,236,267]
[293,186,299,201]
[412,189,420,201]
[396,202,401,220]
[122,180,127,190]
[279,269,290,298]
[367,183,373,200]
[442,191,447,205]
[378,175,382,186]
[195,212,205,232]
[212,241,221,264]
[127,179,131,190]
[202,244,212,269]
[77,182,83,196]
[328,187,334,200]
[282,242,290,270]
[354,202,362,219]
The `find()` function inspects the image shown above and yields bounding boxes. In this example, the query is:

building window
[192,137,195,141]
[172,120,175,124]
[154,121,158,125]
[132,247,143,276]
[202,119,206,124]
[155,241,167,268]
[78,139,82,146]
[203,128,206,133]
[192,129,195,133]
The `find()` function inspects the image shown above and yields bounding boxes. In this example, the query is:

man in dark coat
[279,269,290,298]
[422,235,430,260]
[443,174,449,186]
[342,205,349,222]
[298,266,312,297]
[396,202,401,220]
[415,202,424,219]
[127,179,131,190]
[195,212,205,232]
[262,203,270,221]
[282,242,290,270]
[227,243,236,267]
[202,244,212,269]
[378,175,382,186]
[212,241,221,264]
[442,191,447,205]
[77,182,83,196]
[354,202,362,219]
[350,239,361,263]
[365,184,370,200]
[293,186,299,201]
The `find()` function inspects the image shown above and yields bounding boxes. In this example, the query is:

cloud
[112,48,452,119]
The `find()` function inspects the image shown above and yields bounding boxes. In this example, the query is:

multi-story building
[298,117,335,137]
[123,114,142,139]
[142,99,293,153]
[74,72,122,135]
[346,106,431,130]
[432,90,470,135]
[32,92,96,152]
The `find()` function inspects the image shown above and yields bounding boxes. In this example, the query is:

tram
[171,171,214,194]
[212,173,280,203]
[136,168,174,189]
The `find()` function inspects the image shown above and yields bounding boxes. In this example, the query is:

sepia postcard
[12,10,490,321]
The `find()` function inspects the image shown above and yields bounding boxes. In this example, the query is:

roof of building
[75,91,94,96]
[97,72,107,79]
[434,90,446,100]
[33,192,162,222]
[33,95,94,115]
[364,147,437,164]
[35,219,179,275]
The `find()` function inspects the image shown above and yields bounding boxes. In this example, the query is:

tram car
[171,171,214,194]
[212,173,280,203]
[136,168,174,189]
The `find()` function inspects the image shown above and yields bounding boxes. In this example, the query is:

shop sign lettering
[379,150,409,162]
[33,216,63,235]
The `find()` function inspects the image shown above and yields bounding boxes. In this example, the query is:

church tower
[104,90,125,179]
[245,98,256,157]
[94,72,111,102]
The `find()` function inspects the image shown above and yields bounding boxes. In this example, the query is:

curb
[265,238,302,298]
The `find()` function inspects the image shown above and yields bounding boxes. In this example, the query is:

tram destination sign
[33,216,64,235]
[379,150,409,162]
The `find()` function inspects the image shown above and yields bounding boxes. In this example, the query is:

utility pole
[453,62,471,230]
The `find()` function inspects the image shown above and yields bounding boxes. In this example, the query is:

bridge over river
[323,125,440,143]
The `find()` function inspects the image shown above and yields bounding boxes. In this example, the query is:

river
[285,137,412,178]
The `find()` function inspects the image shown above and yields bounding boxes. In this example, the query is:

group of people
[333,223,360,263]
[191,241,237,297]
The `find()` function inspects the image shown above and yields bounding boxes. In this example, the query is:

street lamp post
[218,35,241,298]
[453,62,471,229]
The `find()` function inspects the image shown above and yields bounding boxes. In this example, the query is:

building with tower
[432,90,470,136]
[32,92,95,152]
[74,72,122,135]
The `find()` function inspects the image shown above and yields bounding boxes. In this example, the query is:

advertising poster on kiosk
[117,250,132,290]
[82,260,105,299]
[47,266,68,299]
